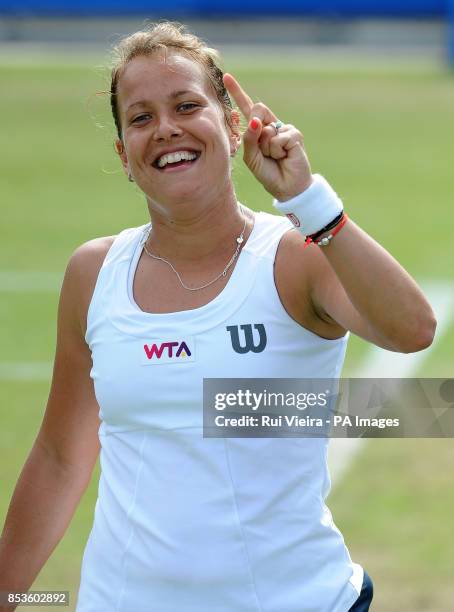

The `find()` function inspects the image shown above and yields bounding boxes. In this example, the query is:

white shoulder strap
[102,223,150,268]
[244,211,294,261]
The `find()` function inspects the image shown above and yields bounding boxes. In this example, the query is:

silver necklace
[141,206,248,291]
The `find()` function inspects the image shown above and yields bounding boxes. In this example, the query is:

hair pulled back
[110,21,233,140]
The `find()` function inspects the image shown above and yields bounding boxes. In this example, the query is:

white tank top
[76,211,363,612]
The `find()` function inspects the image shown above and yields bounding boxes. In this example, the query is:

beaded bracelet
[307,211,345,242]
[306,213,349,248]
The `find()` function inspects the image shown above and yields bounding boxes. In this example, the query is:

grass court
[1,50,453,611]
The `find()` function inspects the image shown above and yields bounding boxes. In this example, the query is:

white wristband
[273,174,344,236]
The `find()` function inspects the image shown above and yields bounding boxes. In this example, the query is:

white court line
[0,362,52,382]
[0,271,62,292]
[328,281,454,485]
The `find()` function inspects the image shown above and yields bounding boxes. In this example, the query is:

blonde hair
[110,21,234,140]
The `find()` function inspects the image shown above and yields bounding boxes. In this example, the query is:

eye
[178,102,199,112]
[131,113,151,124]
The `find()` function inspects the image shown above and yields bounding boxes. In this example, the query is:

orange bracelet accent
[304,213,349,248]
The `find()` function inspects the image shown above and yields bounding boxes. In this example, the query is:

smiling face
[115,52,240,212]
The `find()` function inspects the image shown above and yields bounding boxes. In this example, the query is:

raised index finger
[223,73,254,119]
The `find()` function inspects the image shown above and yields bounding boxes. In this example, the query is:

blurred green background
[1,50,453,611]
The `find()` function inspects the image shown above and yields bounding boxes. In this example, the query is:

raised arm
[0,238,113,609]
[223,73,436,352]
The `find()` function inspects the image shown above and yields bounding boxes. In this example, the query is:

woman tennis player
[0,22,436,612]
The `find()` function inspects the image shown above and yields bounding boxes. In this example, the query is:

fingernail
[250,118,260,130]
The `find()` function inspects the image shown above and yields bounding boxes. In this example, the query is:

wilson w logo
[226,324,267,354]
[144,341,192,360]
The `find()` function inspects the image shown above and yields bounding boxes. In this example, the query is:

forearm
[320,219,436,350]
[0,439,91,606]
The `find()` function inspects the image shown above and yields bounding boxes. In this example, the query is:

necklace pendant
[142,208,248,291]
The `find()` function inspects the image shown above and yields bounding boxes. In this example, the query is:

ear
[229,109,241,155]
[115,139,130,176]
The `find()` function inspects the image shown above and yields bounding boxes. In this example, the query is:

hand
[223,73,313,201]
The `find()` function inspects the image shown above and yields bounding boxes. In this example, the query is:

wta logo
[141,338,195,365]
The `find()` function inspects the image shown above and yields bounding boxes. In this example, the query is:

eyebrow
[126,90,199,112]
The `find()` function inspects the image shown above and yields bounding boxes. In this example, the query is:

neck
[145,187,250,263]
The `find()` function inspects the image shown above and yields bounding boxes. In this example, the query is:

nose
[153,113,183,141]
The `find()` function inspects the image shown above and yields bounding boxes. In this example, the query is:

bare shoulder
[274,228,347,339]
[63,235,116,336]
[274,228,312,319]
[68,235,116,276]
[66,235,116,292]
[276,227,332,278]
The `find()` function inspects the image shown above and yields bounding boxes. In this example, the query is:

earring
[128,171,134,183]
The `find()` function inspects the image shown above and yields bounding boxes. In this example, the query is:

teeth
[157,150,197,168]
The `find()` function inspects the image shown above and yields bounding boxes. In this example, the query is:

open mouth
[152,149,201,171]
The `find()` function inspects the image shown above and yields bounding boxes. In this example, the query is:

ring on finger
[270,120,284,134]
